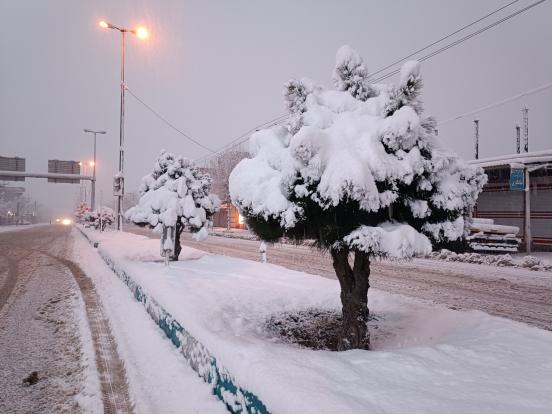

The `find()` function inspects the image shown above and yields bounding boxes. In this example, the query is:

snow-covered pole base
[259,241,267,263]
[76,226,269,414]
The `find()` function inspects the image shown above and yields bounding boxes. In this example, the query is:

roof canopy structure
[470,149,552,169]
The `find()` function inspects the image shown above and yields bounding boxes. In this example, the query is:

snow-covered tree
[85,206,115,231]
[125,150,220,260]
[74,202,90,223]
[229,46,487,351]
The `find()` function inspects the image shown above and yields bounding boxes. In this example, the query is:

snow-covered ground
[71,229,225,414]
[209,227,552,271]
[79,227,552,414]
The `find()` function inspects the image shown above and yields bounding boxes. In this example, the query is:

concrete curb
[76,226,270,414]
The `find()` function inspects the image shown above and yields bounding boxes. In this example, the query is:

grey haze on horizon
[1,0,551,217]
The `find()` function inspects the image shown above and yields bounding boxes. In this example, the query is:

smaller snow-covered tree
[125,150,220,260]
[74,202,90,223]
[85,207,115,231]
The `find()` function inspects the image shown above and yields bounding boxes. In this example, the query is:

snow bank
[428,249,552,272]
[79,227,552,414]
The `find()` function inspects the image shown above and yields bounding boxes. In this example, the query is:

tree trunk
[330,248,370,350]
[170,221,184,261]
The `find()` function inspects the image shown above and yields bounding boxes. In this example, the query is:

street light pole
[118,30,126,231]
[98,20,148,230]
[84,129,106,211]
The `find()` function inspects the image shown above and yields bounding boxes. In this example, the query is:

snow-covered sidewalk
[78,227,552,414]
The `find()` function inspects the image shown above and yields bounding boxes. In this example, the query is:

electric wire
[437,81,552,126]
[370,0,548,83]
[367,0,522,79]
[126,86,216,153]
[196,114,291,163]
[124,0,548,160]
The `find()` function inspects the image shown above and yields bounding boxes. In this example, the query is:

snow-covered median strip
[77,226,552,414]
[72,229,226,414]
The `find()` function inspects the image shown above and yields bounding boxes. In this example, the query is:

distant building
[212,202,247,230]
[470,150,552,251]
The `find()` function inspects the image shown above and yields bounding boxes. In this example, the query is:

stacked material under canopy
[468,218,520,252]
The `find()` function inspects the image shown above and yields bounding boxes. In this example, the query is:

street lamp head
[99,20,111,29]
[89,161,95,167]
[84,129,107,134]
[133,26,149,39]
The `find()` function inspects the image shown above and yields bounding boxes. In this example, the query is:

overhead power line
[437,81,552,126]
[203,0,548,158]
[370,0,548,83]
[196,114,290,163]
[126,86,215,153]
[368,0,522,79]
[124,0,548,161]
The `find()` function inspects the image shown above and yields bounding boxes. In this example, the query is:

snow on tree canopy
[125,150,220,237]
[229,46,487,259]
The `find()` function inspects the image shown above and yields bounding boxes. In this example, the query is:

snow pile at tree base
[428,249,552,272]
[81,228,552,414]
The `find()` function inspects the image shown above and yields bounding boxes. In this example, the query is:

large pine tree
[229,46,486,350]
[126,150,220,260]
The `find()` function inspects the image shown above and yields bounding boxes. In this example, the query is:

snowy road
[0,225,130,413]
[127,226,552,331]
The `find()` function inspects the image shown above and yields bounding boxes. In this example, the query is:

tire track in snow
[42,242,134,414]
[1,225,133,413]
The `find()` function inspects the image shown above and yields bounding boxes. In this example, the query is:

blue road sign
[509,167,525,191]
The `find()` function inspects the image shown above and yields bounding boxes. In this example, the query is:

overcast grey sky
[1,0,551,217]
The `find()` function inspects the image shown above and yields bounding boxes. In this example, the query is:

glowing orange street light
[96,19,149,229]
[89,161,95,167]
[134,26,149,39]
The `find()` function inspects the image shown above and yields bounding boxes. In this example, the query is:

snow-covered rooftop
[469,149,552,168]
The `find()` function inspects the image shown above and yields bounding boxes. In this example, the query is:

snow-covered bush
[229,46,486,350]
[74,202,90,223]
[520,255,541,268]
[85,206,115,231]
[125,150,220,261]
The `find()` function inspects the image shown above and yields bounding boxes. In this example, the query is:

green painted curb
[76,227,270,414]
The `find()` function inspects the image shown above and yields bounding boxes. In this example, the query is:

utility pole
[474,120,480,160]
[84,129,106,211]
[515,125,521,154]
[525,167,531,253]
[522,106,529,153]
